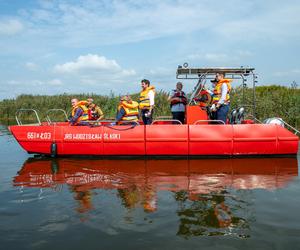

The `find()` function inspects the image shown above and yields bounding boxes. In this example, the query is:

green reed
[0,86,299,130]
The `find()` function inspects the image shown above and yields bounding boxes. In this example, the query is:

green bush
[0,86,299,130]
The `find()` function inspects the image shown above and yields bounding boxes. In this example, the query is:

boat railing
[193,120,225,125]
[280,119,300,136]
[246,114,263,124]
[46,109,68,124]
[15,109,41,126]
[151,119,182,125]
[247,114,299,136]
[155,116,173,120]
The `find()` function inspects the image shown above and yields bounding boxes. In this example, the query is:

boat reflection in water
[13,157,298,237]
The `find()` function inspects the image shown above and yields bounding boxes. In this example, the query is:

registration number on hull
[27,132,52,140]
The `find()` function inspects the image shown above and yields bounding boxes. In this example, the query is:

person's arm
[148,90,155,111]
[96,106,104,120]
[181,92,187,104]
[115,107,126,122]
[168,90,174,102]
[69,108,83,125]
[217,83,228,107]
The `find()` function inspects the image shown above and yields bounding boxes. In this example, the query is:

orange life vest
[139,86,155,110]
[212,79,232,104]
[118,100,139,123]
[71,101,89,123]
[88,105,104,120]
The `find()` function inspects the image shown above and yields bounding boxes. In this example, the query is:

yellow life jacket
[212,79,232,104]
[118,101,139,122]
[71,101,89,122]
[139,86,155,110]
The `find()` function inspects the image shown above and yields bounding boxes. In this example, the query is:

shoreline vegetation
[0,85,299,130]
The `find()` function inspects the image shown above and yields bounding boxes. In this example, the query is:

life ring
[193,90,212,107]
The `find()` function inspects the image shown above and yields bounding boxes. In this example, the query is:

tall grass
[0,86,299,129]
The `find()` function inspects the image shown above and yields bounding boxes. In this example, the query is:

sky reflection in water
[13,157,298,238]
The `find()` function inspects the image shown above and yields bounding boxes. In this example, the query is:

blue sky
[0,0,300,100]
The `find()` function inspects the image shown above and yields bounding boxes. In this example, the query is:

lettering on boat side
[63,133,121,140]
[27,132,51,140]
[103,133,121,140]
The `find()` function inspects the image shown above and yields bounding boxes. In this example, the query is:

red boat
[9,67,299,157]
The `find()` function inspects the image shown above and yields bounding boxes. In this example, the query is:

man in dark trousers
[168,82,187,124]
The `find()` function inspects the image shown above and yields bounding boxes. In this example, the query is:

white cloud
[213,3,300,42]
[0,19,23,35]
[7,80,22,86]
[1,0,300,100]
[48,79,62,85]
[274,69,300,77]
[187,50,253,63]
[25,62,38,71]
[53,54,136,81]
[16,0,219,46]
[53,54,121,73]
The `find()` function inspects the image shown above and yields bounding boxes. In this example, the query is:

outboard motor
[230,109,237,124]
[263,117,285,127]
[236,107,245,124]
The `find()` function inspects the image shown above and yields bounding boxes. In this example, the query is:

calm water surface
[0,125,300,250]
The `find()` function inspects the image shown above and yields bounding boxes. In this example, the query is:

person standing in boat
[69,98,89,125]
[139,79,155,125]
[210,73,232,123]
[114,95,139,125]
[168,82,187,124]
[86,98,104,121]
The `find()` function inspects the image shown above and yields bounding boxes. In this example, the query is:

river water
[1,125,300,250]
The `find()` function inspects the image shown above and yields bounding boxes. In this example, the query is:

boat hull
[9,123,299,157]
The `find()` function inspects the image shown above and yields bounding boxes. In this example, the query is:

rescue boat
[9,67,299,157]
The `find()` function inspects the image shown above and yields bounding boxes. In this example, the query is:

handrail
[15,109,41,126]
[193,119,225,125]
[94,119,115,124]
[155,116,173,119]
[151,119,182,125]
[248,114,299,135]
[246,114,262,124]
[118,120,140,126]
[46,109,68,124]
[279,119,300,135]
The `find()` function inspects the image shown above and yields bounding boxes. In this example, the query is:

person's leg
[147,109,153,125]
[141,109,147,125]
[178,112,185,124]
[78,121,90,126]
[216,105,229,123]
[142,109,153,125]
[172,112,178,121]
[172,112,180,124]
[172,112,185,124]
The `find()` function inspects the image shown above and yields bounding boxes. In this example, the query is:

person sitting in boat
[168,82,187,124]
[113,95,139,125]
[210,73,232,123]
[69,98,89,126]
[86,98,104,121]
[139,79,155,125]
